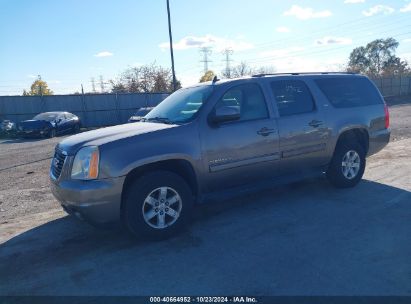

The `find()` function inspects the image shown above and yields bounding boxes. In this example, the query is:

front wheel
[326,141,366,188]
[122,171,194,240]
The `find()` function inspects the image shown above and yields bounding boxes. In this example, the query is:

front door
[201,82,280,192]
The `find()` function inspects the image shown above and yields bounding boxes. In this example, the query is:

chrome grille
[51,148,66,179]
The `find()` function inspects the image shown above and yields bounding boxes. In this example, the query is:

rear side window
[270,80,315,116]
[315,77,383,108]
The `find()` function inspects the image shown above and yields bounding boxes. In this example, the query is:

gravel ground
[0,136,67,223]
[0,101,410,224]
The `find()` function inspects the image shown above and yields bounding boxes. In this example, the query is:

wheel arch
[120,158,199,212]
[334,127,369,155]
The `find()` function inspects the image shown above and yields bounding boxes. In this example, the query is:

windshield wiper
[142,117,175,124]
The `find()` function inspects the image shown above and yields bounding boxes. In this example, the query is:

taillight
[384,104,390,129]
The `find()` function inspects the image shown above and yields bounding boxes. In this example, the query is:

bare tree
[231,61,253,78]
[110,62,181,93]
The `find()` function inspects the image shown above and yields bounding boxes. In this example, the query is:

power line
[199,46,213,74]
[99,75,105,92]
[222,48,234,78]
[243,14,411,54]
[243,30,411,66]
[91,77,96,93]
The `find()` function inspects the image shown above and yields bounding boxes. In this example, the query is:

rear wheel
[326,141,366,188]
[122,171,194,240]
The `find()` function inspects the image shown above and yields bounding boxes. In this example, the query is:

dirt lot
[0,101,410,295]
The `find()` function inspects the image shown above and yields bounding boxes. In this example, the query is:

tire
[326,140,366,188]
[73,124,80,134]
[48,128,56,138]
[122,170,194,240]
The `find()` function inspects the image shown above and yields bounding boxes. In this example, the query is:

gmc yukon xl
[50,73,390,239]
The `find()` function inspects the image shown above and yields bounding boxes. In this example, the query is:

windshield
[33,113,59,121]
[144,86,213,124]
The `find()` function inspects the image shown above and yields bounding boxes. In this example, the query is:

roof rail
[251,72,357,77]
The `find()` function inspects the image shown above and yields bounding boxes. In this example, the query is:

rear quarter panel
[313,75,388,158]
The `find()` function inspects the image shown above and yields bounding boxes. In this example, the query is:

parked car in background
[50,73,390,239]
[128,107,154,123]
[1,120,17,135]
[18,112,81,138]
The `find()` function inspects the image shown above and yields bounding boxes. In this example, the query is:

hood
[19,120,52,130]
[57,122,177,155]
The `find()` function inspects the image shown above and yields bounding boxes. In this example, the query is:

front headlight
[71,146,99,180]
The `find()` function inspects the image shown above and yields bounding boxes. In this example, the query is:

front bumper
[368,128,391,156]
[50,176,126,224]
[18,129,47,137]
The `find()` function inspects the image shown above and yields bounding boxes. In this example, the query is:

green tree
[23,78,53,96]
[347,38,410,76]
[199,70,215,82]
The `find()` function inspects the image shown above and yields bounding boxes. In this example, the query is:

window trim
[209,82,270,125]
[270,79,317,117]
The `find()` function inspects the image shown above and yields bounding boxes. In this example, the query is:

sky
[0,0,411,95]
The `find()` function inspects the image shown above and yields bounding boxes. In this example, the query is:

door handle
[308,120,323,128]
[257,127,275,136]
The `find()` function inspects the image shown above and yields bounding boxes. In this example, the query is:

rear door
[269,79,330,174]
[201,82,280,192]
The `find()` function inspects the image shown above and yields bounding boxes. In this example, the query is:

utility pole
[199,47,212,74]
[166,0,177,92]
[81,84,84,95]
[91,77,96,93]
[222,48,234,79]
[99,75,105,93]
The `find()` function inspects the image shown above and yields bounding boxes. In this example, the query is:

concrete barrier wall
[0,93,169,127]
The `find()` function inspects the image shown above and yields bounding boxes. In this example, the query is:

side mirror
[55,118,62,124]
[210,106,240,124]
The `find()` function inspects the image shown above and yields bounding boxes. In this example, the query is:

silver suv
[50,73,390,239]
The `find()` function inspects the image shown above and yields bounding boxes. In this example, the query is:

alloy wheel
[142,187,182,229]
[341,150,360,180]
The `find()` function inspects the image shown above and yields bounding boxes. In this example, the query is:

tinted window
[315,77,383,108]
[215,83,268,121]
[270,80,315,116]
